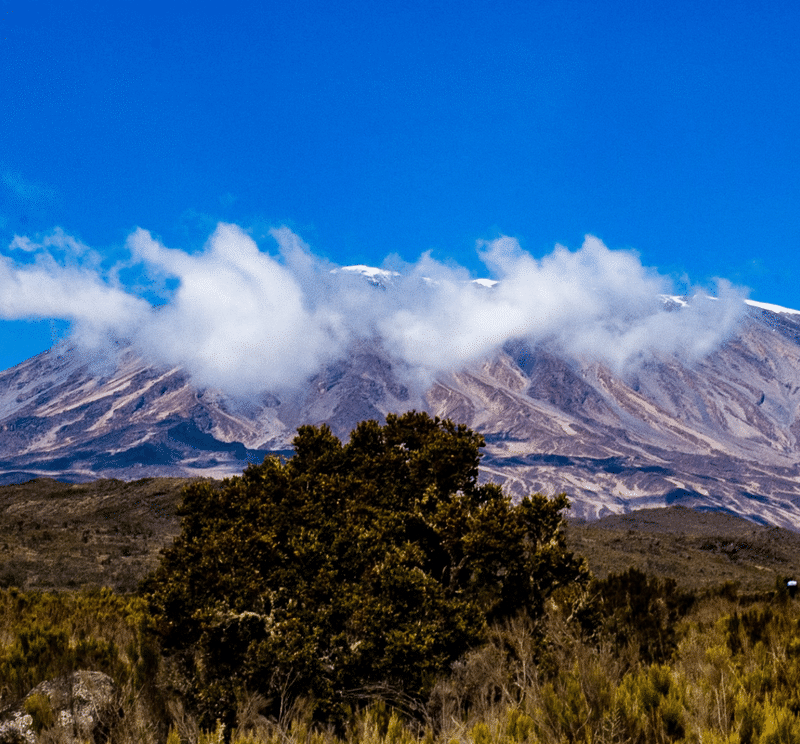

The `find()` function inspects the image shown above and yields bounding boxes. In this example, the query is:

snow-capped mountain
[332,265,401,289]
[3,272,800,528]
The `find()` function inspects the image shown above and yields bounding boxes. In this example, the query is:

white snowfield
[745,299,800,315]
[335,265,400,280]
[337,265,499,289]
[662,296,800,315]
[340,269,800,317]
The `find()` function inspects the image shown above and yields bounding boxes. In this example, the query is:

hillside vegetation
[0,414,799,742]
[0,478,797,595]
[0,476,189,593]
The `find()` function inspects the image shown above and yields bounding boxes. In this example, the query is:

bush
[143,412,588,727]
[593,567,696,664]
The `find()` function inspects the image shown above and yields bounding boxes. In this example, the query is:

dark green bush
[593,567,696,664]
[144,412,588,727]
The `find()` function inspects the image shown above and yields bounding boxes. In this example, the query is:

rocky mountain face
[2,302,800,528]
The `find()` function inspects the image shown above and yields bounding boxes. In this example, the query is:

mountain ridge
[2,294,800,529]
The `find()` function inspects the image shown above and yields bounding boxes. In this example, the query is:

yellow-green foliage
[0,586,157,704]
[23,692,54,733]
[2,583,799,744]
[505,708,535,743]
[8,548,800,744]
[198,720,227,744]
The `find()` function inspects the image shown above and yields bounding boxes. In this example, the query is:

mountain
[2,285,800,529]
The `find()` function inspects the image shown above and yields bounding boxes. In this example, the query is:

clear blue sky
[1,1,799,372]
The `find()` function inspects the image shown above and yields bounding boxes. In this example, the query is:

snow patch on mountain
[745,299,800,315]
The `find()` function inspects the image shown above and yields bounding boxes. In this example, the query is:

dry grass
[0,477,197,592]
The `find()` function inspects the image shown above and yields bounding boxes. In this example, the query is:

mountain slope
[434,305,800,527]
[1,302,800,528]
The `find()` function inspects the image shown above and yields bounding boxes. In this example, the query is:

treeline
[1,413,799,743]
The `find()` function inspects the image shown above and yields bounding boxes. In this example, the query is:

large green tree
[143,412,586,726]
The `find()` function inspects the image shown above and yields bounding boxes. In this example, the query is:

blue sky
[1,1,799,374]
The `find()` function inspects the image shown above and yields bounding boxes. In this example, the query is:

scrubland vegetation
[2,579,800,743]
[2,414,800,743]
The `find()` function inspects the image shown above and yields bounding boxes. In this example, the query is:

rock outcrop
[0,671,117,743]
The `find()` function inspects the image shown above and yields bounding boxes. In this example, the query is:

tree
[143,411,587,727]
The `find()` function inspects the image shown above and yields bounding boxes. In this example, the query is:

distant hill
[0,478,796,594]
[568,505,800,592]
[0,477,189,593]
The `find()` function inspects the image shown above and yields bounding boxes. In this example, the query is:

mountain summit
[2,286,800,528]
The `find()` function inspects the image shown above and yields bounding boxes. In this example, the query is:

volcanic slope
[1,301,800,527]
[441,303,800,528]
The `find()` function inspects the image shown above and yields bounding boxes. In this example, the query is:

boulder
[0,670,118,743]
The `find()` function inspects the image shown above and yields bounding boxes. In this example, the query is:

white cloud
[372,235,746,375]
[0,225,749,393]
[127,224,335,393]
[0,244,149,350]
[10,227,95,261]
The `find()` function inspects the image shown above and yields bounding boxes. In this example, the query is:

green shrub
[144,412,588,728]
[593,567,695,664]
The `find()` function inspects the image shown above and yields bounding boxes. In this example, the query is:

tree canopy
[143,411,587,726]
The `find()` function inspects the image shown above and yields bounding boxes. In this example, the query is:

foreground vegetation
[143,412,588,728]
[1,580,799,743]
[2,414,800,742]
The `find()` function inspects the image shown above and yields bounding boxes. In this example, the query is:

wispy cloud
[1,170,56,203]
[0,223,749,393]
[0,249,148,350]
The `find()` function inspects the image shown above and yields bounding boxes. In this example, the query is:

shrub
[593,567,695,664]
[143,412,588,727]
